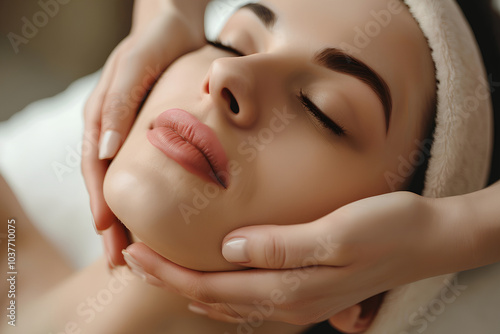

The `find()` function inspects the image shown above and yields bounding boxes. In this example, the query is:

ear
[328,293,385,333]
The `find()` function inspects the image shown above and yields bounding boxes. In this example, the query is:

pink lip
[147,109,229,187]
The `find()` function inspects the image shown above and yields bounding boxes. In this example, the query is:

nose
[203,57,259,128]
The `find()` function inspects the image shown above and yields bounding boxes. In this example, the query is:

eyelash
[208,39,245,57]
[298,90,346,137]
[209,40,346,137]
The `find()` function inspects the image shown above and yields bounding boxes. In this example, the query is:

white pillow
[0,72,102,269]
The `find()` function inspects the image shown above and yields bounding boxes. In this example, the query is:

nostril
[204,80,210,94]
[222,88,240,114]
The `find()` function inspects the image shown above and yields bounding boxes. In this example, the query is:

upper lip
[149,109,229,187]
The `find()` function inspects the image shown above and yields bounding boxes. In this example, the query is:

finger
[188,301,321,326]
[221,222,352,269]
[82,154,117,232]
[98,41,163,160]
[126,244,358,325]
[197,267,363,326]
[82,42,125,232]
[126,243,296,305]
[188,302,244,324]
[189,290,334,326]
[81,127,116,233]
[103,221,131,267]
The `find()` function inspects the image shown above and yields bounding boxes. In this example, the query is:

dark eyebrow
[240,3,277,29]
[315,48,393,132]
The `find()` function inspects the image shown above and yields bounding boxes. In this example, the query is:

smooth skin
[82,0,211,267]
[82,0,500,327]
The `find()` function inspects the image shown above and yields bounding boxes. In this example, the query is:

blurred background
[0,0,133,121]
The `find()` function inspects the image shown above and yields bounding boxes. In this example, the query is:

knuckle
[83,99,92,118]
[83,94,101,121]
[101,94,132,127]
[283,294,308,312]
[119,47,141,66]
[108,38,131,61]
[263,234,288,269]
[117,47,148,76]
[186,281,217,304]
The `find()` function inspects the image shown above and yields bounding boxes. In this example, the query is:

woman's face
[104,0,435,271]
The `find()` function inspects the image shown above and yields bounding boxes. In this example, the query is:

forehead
[258,0,426,74]
[260,0,416,49]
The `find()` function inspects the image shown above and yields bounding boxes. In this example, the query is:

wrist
[463,183,500,267]
[438,195,478,272]
[433,187,500,274]
[406,197,467,280]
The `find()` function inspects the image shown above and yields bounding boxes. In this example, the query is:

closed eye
[207,39,245,57]
[208,39,346,137]
[299,90,346,137]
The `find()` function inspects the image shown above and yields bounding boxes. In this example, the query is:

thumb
[222,221,348,269]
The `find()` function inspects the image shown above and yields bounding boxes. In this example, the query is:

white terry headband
[366,0,493,333]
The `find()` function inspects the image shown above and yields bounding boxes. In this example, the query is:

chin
[103,158,242,272]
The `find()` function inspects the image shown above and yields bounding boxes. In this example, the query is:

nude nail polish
[222,238,250,263]
[122,250,146,280]
[91,215,102,235]
[188,303,209,316]
[99,130,121,160]
[107,252,117,271]
[122,250,164,287]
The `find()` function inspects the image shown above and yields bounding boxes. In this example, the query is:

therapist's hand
[82,1,207,267]
[125,191,469,325]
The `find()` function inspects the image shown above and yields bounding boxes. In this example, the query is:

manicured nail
[188,303,209,316]
[122,250,164,286]
[222,238,250,263]
[122,250,146,280]
[107,252,117,271]
[91,216,102,235]
[99,130,121,160]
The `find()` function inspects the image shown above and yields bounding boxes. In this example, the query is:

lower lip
[147,109,228,187]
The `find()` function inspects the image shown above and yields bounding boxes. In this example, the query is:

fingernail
[107,252,117,271]
[91,216,102,235]
[188,303,209,316]
[122,250,146,280]
[99,130,121,160]
[222,238,250,263]
[122,250,164,286]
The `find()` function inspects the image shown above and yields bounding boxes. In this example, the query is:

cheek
[145,50,210,105]
[235,124,392,227]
